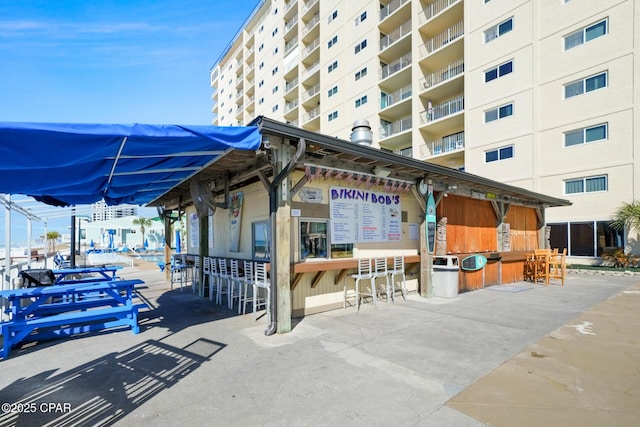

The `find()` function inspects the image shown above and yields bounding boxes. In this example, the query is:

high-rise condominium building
[91,201,137,222]
[210,0,639,258]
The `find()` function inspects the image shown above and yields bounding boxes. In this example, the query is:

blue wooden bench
[0,279,146,359]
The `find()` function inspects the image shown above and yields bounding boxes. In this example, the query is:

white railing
[285,0,297,13]
[380,117,412,139]
[380,19,412,50]
[285,77,299,93]
[285,99,299,113]
[303,0,318,14]
[421,96,464,123]
[395,147,414,157]
[380,52,412,80]
[303,38,319,56]
[285,36,299,54]
[284,56,299,73]
[380,0,409,21]
[285,14,298,32]
[422,0,462,22]
[429,132,464,155]
[302,83,320,101]
[303,14,319,35]
[305,106,319,121]
[302,60,320,80]
[422,21,464,55]
[380,85,412,109]
[421,59,464,89]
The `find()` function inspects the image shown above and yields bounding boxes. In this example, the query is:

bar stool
[228,259,244,312]
[216,258,230,306]
[208,257,219,302]
[192,256,200,294]
[373,257,390,303]
[253,262,271,321]
[202,256,211,298]
[241,260,255,315]
[388,256,406,301]
[344,258,377,311]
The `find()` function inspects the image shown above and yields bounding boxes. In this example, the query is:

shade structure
[0,122,261,207]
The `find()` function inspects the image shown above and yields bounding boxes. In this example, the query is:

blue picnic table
[0,279,146,359]
[52,266,122,284]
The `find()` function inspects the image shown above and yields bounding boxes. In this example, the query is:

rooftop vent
[350,119,373,146]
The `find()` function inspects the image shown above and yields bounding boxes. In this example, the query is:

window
[328,35,338,49]
[272,86,279,94]
[549,221,623,257]
[564,72,607,98]
[258,62,264,70]
[485,145,514,163]
[272,27,278,37]
[272,66,279,75]
[355,67,367,80]
[252,221,271,260]
[355,11,367,26]
[328,10,338,24]
[258,80,264,88]
[258,97,264,105]
[328,86,338,97]
[565,175,607,194]
[564,19,607,50]
[258,43,264,52]
[355,95,368,108]
[485,60,513,82]
[273,47,278,55]
[272,104,279,112]
[484,103,513,122]
[564,123,607,147]
[300,220,327,259]
[354,39,367,54]
[484,17,513,42]
[328,111,338,121]
[328,61,338,73]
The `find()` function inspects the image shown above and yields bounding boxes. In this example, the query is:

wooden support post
[198,214,209,297]
[274,141,292,334]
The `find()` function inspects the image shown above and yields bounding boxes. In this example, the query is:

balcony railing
[302,60,320,80]
[285,0,297,13]
[303,38,319,56]
[429,131,465,155]
[422,21,464,55]
[380,51,412,80]
[305,106,319,122]
[423,0,462,22]
[380,19,412,50]
[421,96,464,123]
[380,0,409,21]
[303,0,318,14]
[285,36,299,54]
[380,85,412,109]
[421,59,464,89]
[285,99,299,113]
[285,77,299,93]
[302,83,320,101]
[380,117,412,139]
[395,147,414,157]
[284,56,299,74]
[285,14,298,32]
[303,14,319,35]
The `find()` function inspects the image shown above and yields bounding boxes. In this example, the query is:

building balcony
[285,14,299,38]
[284,0,297,17]
[380,19,412,51]
[303,106,320,131]
[301,83,320,106]
[420,21,464,57]
[395,146,413,158]
[380,116,412,142]
[302,13,319,37]
[301,60,320,84]
[380,51,412,80]
[427,131,464,157]
[302,0,318,19]
[283,57,299,80]
[379,0,410,22]
[302,38,319,59]
[285,99,299,114]
[285,77,299,97]
[419,0,462,26]
[421,95,464,124]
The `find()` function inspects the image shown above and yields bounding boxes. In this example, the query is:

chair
[241,260,255,315]
[344,258,377,311]
[388,256,407,301]
[228,259,244,312]
[192,256,201,294]
[202,256,211,297]
[253,262,271,321]
[53,252,71,269]
[373,257,391,303]
[208,257,220,302]
[216,258,230,306]
[170,256,188,291]
[548,248,567,286]
[533,249,551,285]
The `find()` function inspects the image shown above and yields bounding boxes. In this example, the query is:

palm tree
[46,231,61,254]
[132,217,154,247]
[610,201,640,233]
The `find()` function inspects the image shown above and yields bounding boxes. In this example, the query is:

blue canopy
[0,122,261,206]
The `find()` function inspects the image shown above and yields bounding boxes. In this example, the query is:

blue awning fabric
[0,122,261,207]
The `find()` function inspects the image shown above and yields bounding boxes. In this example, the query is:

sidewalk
[0,265,638,426]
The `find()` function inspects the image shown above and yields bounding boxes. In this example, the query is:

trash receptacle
[18,269,56,288]
[432,256,459,298]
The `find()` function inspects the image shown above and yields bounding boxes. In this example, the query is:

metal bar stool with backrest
[202,256,211,298]
[216,258,230,306]
[241,260,255,315]
[345,258,377,311]
[228,259,244,312]
[192,256,200,295]
[208,257,219,302]
[373,257,391,303]
[388,255,407,301]
[253,262,271,321]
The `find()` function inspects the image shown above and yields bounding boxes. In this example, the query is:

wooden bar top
[293,254,421,273]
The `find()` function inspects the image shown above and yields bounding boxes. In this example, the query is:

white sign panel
[330,186,401,244]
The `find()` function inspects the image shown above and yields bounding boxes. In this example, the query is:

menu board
[330,186,401,243]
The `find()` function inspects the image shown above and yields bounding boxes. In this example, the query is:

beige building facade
[210,0,639,259]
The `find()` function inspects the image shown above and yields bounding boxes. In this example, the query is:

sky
[0,0,260,246]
